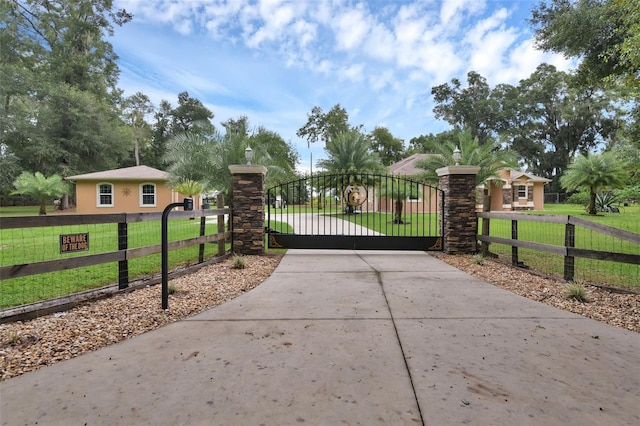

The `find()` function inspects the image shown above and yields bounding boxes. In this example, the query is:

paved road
[2,250,639,425]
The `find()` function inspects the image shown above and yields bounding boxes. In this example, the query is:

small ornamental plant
[168,283,179,295]
[473,254,486,265]
[231,254,246,269]
[564,283,590,302]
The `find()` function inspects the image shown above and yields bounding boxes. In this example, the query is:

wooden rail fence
[477,212,640,282]
[1,196,231,321]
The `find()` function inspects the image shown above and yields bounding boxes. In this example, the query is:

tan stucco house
[387,155,551,212]
[67,165,194,214]
[479,169,551,211]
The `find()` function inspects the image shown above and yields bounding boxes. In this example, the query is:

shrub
[473,254,485,265]
[615,185,640,205]
[564,283,589,302]
[231,254,246,269]
[595,191,621,212]
[566,191,590,206]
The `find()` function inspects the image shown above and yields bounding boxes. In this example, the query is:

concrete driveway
[2,250,639,425]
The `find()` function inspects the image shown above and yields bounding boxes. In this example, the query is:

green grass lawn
[0,205,57,217]
[334,211,442,237]
[531,203,640,232]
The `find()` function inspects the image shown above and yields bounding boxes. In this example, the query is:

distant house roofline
[388,153,438,176]
[67,165,170,182]
[506,169,551,183]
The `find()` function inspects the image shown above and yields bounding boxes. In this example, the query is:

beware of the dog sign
[60,233,89,253]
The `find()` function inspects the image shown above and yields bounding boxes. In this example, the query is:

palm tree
[316,130,384,213]
[416,130,518,252]
[171,179,205,199]
[378,176,423,224]
[560,152,628,215]
[317,130,384,174]
[415,129,519,187]
[11,172,69,215]
[164,129,295,201]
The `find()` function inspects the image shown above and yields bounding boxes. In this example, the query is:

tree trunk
[134,139,140,166]
[588,188,597,215]
[61,193,69,210]
[394,199,403,224]
[39,202,47,215]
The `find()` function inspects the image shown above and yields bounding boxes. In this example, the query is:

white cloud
[465,9,519,79]
[340,63,365,82]
[363,22,395,61]
[291,19,317,47]
[332,4,371,51]
[440,0,486,25]
[111,0,580,151]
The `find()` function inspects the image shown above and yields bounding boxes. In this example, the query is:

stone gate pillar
[437,165,480,254]
[228,164,267,255]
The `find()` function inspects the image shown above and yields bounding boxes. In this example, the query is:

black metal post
[117,221,128,289]
[162,198,193,310]
[198,212,206,263]
[564,222,575,281]
[511,219,519,266]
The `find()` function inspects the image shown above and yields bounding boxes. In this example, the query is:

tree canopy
[1,0,133,177]
[431,71,499,145]
[530,0,639,87]
[297,104,354,147]
[369,127,405,166]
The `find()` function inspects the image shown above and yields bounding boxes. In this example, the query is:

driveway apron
[1,250,639,425]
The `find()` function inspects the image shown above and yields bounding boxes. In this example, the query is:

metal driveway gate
[266,173,444,251]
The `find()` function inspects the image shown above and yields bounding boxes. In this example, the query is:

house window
[97,183,113,207]
[517,185,527,198]
[140,183,156,207]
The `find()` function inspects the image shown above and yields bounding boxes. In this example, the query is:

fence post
[436,165,481,254]
[198,210,206,263]
[217,193,226,256]
[564,220,575,281]
[228,164,267,255]
[117,220,128,289]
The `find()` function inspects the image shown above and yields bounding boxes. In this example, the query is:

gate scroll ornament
[343,182,367,206]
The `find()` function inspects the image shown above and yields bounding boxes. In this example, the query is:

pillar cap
[436,165,481,176]
[229,164,267,175]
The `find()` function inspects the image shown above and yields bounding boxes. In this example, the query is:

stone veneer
[437,166,480,254]
[228,165,267,255]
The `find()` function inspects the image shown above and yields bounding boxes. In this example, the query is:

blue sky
[111,0,572,172]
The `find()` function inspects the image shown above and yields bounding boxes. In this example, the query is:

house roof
[388,153,437,176]
[67,165,170,181]
[508,170,551,184]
